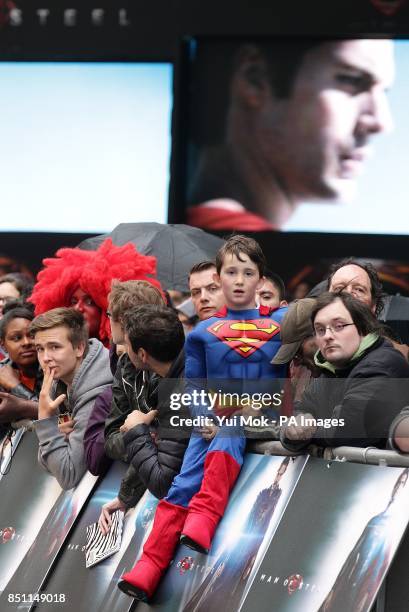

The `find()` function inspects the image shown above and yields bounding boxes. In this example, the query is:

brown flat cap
[272,298,317,365]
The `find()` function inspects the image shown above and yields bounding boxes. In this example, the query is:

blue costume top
[166,305,288,507]
[185,305,288,417]
[186,305,287,380]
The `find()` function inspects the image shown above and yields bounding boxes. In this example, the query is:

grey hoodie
[33,339,112,489]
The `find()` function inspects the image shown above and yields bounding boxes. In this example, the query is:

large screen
[182,39,409,235]
[0,62,172,233]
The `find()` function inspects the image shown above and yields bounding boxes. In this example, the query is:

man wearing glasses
[326,258,384,317]
[281,291,409,451]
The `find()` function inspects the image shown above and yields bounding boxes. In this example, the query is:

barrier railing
[1,427,409,612]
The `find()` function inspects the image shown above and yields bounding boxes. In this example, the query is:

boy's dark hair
[311,292,382,337]
[123,305,184,363]
[326,257,385,318]
[29,307,89,348]
[264,272,286,302]
[0,304,35,341]
[215,235,265,276]
[189,261,216,277]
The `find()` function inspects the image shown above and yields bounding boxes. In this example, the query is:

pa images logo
[370,0,406,16]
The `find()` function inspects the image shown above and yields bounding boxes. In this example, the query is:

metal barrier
[250,439,409,467]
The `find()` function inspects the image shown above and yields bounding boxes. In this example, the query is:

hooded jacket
[281,336,409,451]
[33,338,112,489]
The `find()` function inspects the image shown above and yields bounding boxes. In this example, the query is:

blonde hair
[29,307,88,347]
[109,280,164,322]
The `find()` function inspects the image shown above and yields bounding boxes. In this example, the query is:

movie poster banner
[143,453,307,612]
[241,459,409,612]
[0,429,62,595]
[96,490,158,612]
[0,468,98,611]
[34,462,158,612]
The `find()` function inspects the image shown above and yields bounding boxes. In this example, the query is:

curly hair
[326,258,385,318]
[29,239,162,345]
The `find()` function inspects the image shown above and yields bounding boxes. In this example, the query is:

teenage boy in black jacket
[99,305,190,534]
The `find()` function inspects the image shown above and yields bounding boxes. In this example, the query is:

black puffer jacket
[281,337,409,451]
[121,349,191,501]
[104,353,159,506]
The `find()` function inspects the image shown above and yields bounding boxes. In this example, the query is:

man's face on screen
[258,39,395,204]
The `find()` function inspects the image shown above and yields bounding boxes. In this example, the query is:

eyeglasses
[314,322,355,337]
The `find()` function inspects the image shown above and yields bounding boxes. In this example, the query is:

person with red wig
[29,239,162,346]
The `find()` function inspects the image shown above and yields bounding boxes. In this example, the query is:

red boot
[180,451,241,554]
[118,499,188,601]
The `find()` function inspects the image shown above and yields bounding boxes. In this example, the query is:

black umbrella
[78,222,224,292]
[379,295,409,344]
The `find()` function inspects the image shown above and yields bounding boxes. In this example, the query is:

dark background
[1,0,409,290]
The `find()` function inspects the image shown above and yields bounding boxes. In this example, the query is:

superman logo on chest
[207,318,280,358]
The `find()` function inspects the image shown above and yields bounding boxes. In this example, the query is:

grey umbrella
[78,222,224,292]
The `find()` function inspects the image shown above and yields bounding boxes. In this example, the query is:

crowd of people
[1,234,409,602]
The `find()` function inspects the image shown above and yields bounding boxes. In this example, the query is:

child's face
[217,252,263,310]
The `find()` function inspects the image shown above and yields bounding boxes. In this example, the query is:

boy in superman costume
[118,235,288,601]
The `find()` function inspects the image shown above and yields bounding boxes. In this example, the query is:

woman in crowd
[0,303,42,425]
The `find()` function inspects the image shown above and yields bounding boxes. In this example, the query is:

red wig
[29,239,162,345]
